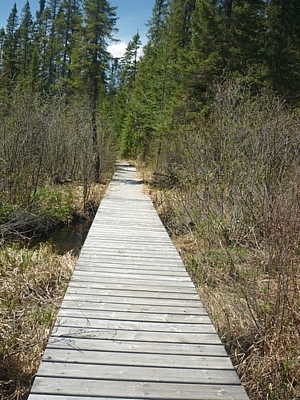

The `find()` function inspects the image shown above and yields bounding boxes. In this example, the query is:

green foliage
[264,0,300,100]
[119,32,142,88]
[34,186,73,220]
[146,0,169,44]
[2,4,20,82]
[115,0,300,160]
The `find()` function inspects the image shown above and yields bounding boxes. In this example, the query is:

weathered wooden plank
[69,280,199,300]
[77,255,184,265]
[68,285,201,305]
[36,362,241,385]
[65,287,203,302]
[28,395,241,400]
[54,316,218,334]
[75,264,187,274]
[82,238,177,246]
[75,262,184,271]
[56,308,212,324]
[52,326,223,345]
[60,300,206,315]
[40,348,233,370]
[30,378,249,399]
[47,336,228,357]
[81,236,173,243]
[76,261,186,273]
[82,246,178,254]
[81,248,182,259]
[68,281,197,293]
[71,271,192,283]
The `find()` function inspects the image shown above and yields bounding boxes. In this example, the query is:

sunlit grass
[0,244,76,399]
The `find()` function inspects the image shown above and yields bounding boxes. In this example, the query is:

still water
[32,220,92,256]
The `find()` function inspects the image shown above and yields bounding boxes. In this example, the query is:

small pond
[31,219,92,256]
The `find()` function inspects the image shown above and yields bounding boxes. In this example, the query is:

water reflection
[31,220,92,256]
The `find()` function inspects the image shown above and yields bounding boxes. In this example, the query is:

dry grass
[148,181,300,400]
[0,182,109,245]
[141,81,300,399]
[0,244,76,400]
[196,266,300,399]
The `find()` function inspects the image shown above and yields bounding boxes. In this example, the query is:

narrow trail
[28,162,249,400]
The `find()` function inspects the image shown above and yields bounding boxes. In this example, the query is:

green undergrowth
[0,182,108,244]
[33,185,74,220]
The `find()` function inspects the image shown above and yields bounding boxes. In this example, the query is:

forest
[1,0,300,399]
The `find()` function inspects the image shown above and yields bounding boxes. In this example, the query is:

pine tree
[264,0,300,100]
[186,0,222,101]
[119,22,174,161]
[47,0,62,86]
[220,0,266,75]
[161,0,197,95]
[16,1,34,80]
[146,0,169,44]
[119,32,142,88]
[54,0,82,87]
[35,0,46,22]
[33,5,52,90]
[113,34,142,152]
[0,28,5,71]
[168,0,196,53]
[186,0,266,103]
[2,4,20,81]
[73,0,117,181]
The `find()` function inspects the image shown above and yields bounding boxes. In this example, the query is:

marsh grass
[146,80,300,399]
[0,244,76,399]
[0,183,108,245]
[150,184,300,399]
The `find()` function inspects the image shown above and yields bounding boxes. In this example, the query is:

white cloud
[108,42,127,59]
[108,41,145,60]
[137,46,144,59]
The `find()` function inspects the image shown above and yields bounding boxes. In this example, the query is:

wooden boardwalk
[28,162,249,400]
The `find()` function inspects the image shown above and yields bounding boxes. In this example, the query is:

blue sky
[0,0,154,57]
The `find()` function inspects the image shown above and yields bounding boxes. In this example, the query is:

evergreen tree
[0,28,5,71]
[119,32,142,88]
[218,0,266,74]
[186,0,266,104]
[161,0,196,95]
[16,1,34,80]
[146,0,169,44]
[2,4,20,81]
[119,6,174,162]
[113,34,142,152]
[47,0,62,86]
[28,0,47,89]
[34,5,52,90]
[168,0,196,53]
[264,0,300,99]
[73,0,117,181]
[54,0,82,87]
[186,0,222,102]
[36,0,46,21]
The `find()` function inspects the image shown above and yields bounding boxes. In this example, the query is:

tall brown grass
[149,79,300,399]
[0,245,76,399]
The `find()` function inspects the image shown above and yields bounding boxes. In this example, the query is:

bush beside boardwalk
[142,82,300,400]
